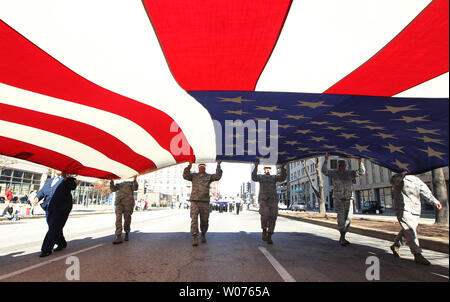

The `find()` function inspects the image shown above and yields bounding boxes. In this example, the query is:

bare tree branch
[301,159,319,196]
[301,157,327,216]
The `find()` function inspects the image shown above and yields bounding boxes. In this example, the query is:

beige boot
[113,235,123,245]
[201,233,207,243]
[414,253,431,265]
[390,245,400,258]
[192,235,199,246]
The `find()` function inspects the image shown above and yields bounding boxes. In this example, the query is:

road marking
[431,272,449,279]
[258,246,296,282]
[0,244,104,281]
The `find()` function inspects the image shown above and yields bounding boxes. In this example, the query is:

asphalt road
[0,208,448,282]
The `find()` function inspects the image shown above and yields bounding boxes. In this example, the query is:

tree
[0,155,17,170]
[93,179,111,204]
[301,157,326,217]
[432,168,449,226]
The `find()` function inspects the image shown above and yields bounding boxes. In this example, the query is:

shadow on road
[0,230,448,282]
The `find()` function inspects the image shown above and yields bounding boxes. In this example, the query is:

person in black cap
[322,153,365,246]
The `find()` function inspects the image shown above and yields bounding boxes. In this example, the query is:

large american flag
[0,0,448,179]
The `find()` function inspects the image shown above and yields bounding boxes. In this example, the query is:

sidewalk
[252,209,449,254]
[0,204,167,221]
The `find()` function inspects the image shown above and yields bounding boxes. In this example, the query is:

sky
[217,162,253,196]
[204,162,277,197]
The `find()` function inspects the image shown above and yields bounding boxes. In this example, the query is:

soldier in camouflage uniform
[390,171,442,265]
[183,161,222,246]
[322,153,365,246]
[110,176,138,244]
[252,162,287,244]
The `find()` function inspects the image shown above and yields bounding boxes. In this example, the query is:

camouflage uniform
[391,174,440,255]
[110,179,138,236]
[183,164,222,236]
[322,160,365,234]
[252,166,287,234]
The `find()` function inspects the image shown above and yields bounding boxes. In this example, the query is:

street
[0,208,448,282]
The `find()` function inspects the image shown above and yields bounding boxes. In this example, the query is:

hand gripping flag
[0,0,448,179]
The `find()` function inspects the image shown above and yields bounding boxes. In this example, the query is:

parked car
[291,201,306,212]
[278,202,288,210]
[12,195,29,204]
[361,201,384,214]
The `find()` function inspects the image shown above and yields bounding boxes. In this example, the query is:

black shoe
[39,251,52,258]
[54,244,67,252]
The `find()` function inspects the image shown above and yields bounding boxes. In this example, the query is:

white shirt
[51,176,62,187]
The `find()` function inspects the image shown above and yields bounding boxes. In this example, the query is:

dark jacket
[36,176,77,212]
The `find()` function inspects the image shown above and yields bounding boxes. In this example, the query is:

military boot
[266,233,273,244]
[124,232,129,241]
[192,235,199,247]
[339,231,350,246]
[390,244,400,258]
[262,229,268,241]
[414,253,431,265]
[201,233,207,243]
[113,235,123,245]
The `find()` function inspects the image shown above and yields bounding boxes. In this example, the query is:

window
[380,187,393,209]
[330,160,337,169]
[13,170,23,178]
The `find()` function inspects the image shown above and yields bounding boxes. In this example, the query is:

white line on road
[431,272,449,279]
[258,246,296,282]
[0,244,104,281]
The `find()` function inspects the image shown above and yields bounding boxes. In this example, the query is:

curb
[0,207,169,221]
[250,209,449,254]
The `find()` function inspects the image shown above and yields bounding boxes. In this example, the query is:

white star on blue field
[189,91,448,174]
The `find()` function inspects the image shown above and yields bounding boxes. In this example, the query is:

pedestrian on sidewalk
[28,188,37,216]
[183,161,222,246]
[33,170,78,257]
[252,162,287,244]
[2,201,18,220]
[322,153,366,246]
[235,194,242,215]
[110,175,139,244]
[390,171,442,265]
[4,186,13,203]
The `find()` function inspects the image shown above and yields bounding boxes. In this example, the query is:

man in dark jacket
[33,170,77,257]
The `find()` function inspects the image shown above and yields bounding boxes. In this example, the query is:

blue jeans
[3,214,19,220]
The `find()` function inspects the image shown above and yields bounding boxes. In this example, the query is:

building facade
[141,163,220,204]
[287,157,333,210]
[283,155,449,213]
[1,155,106,205]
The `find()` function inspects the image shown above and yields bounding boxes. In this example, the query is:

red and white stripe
[0,0,448,179]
